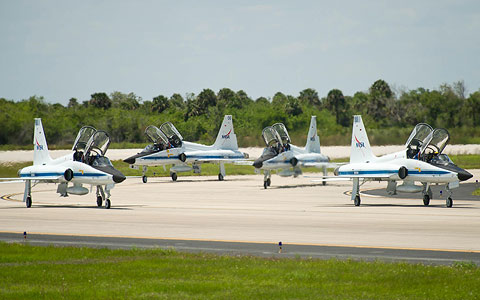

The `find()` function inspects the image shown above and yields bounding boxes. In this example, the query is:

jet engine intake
[398,166,408,179]
[179,153,187,162]
[64,169,74,181]
[290,157,298,167]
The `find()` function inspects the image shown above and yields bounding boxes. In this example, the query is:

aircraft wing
[302,162,344,168]
[0,175,63,181]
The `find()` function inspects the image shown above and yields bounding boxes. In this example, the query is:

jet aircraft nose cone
[113,173,126,183]
[457,170,473,181]
[253,160,263,169]
[123,157,135,165]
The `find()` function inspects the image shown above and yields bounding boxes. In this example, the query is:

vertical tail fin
[33,118,52,165]
[213,115,239,150]
[350,115,375,163]
[305,116,321,153]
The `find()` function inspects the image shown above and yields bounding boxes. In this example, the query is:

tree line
[1,79,479,148]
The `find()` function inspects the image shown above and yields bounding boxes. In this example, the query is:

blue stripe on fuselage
[338,170,451,176]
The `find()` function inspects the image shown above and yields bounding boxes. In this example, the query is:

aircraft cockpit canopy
[160,122,183,148]
[405,123,433,158]
[262,126,282,148]
[419,128,450,160]
[272,123,291,145]
[72,126,97,152]
[85,131,111,158]
[145,125,169,148]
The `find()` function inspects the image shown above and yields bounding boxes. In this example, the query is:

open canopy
[420,128,450,157]
[405,123,433,158]
[85,131,111,157]
[405,123,433,148]
[72,126,96,152]
[159,122,183,147]
[145,125,169,147]
[262,126,282,148]
[272,123,291,145]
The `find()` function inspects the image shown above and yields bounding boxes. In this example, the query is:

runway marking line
[1,230,479,254]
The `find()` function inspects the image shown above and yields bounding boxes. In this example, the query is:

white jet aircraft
[334,115,472,207]
[123,115,249,182]
[253,116,332,189]
[2,118,126,209]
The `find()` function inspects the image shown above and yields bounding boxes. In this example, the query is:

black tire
[423,194,430,206]
[142,176,147,183]
[171,173,178,181]
[179,153,187,162]
[26,196,32,208]
[446,197,453,208]
[322,181,326,186]
[105,199,111,209]
[218,173,224,181]
[263,181,268,189]
[96,196,102,207]
[354,195,361,206]
[398,166,408,179]
[266,178,271,186]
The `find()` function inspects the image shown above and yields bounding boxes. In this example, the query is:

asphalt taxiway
[1,172,480,264]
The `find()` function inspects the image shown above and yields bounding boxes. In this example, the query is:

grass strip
[0,242,479,299]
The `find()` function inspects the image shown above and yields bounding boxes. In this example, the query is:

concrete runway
[1,172,480,264]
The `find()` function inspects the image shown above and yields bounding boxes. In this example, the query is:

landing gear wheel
[26,196,32,208]
[142,175,147,183]
[446,197,453,208]
[354,195,361,206]
[105,199,111,209]
[322,181,326,186]
[263,181,268,189]
[96,196,102,207]
[423,194,430,206]
[218,173,224,181]
[266,178,271,187]
[171,173,178,181]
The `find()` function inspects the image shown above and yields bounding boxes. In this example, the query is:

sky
[1,0,479,105]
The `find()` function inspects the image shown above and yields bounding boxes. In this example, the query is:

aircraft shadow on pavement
[362,182,480,202]
[28,204,135,210]
[264,183,325,189]
[130,177,252,184]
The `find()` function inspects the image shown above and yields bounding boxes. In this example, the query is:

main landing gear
[423,194,430,206]
[141,166,148,183]
[24,180,32,208]
[218,163,226,181]
[354,195,361,206]
[171,172,178,181]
